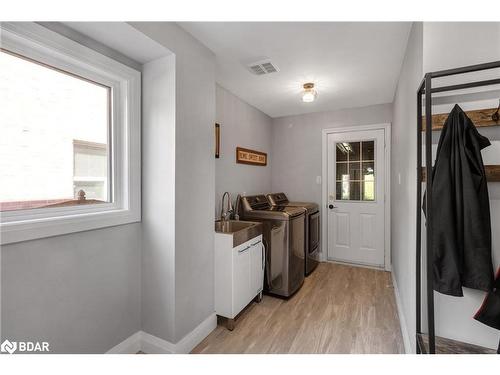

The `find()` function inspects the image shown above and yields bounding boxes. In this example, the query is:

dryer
[267,192,320,275]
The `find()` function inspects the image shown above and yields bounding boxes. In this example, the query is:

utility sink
[215,220,262,247]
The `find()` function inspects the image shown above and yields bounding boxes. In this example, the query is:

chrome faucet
[220,192,234,221]
[234,194,241,220]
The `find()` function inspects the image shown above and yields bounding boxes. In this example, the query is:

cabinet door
[250,238,264,296]
[232,242,251,316]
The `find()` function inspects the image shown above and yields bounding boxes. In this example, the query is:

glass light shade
[302,83,317,102]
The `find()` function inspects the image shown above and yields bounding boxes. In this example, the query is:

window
[0,23,141,244]
[0,51,111,211]
[335,140,375,201]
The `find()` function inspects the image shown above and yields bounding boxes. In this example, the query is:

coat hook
[492,99,500,123]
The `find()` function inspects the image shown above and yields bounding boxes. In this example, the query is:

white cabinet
[215,234,264,322]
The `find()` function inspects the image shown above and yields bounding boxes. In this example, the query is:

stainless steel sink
[215,220,262,247]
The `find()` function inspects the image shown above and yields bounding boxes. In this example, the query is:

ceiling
[179,22,412,118]
[61,22,171,64]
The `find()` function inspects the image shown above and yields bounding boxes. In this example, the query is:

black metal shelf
[416,60,500,355]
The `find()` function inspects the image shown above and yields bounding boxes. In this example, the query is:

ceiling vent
[246,59,279,75]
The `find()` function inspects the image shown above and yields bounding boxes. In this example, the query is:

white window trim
[0,22,141,245]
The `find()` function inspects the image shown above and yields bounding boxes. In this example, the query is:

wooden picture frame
[215,123,220,158]
[236,147,267,166]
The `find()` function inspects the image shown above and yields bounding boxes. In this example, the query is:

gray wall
[215,85,273,215]
[130,22,216,343]
[390,22,423,353]
[1,224,141,354]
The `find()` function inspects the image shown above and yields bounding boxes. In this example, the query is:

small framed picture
[215,123,220,158]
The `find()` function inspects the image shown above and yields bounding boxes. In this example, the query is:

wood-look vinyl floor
[192,262,404,354]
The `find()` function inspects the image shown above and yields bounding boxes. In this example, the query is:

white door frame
[321,123,391,271]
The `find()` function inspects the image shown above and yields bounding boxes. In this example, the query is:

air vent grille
[261,62,277,73]
[247,59,279,75]
[250,65,266,75]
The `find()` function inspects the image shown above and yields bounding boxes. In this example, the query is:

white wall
[215,85,273,215]
[420,22,500,350]
[129,22,216,344]
[390,22,423,354]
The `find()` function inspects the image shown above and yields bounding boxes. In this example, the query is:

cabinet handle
[251,240,261,246]
[261,242,265,270]
[238,245,251,253]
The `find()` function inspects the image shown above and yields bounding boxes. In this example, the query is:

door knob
[328,204,337,209]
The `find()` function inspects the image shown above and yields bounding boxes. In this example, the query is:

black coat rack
[416,60,500,354]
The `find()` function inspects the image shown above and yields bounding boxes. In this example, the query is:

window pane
[336,180,361,201]
[334,139,376,202]
[348,142,361,161]
[362,162,375,178]
[362,141,375,160]
[336,162,348,181]
[336,143,349,162]
[336,141,360,162]
[349,162,361,181]
[0,50,111,211]
[349,181,361,200]
[362,162,375,201]
[336,174,351,200]
[363,181,375,201]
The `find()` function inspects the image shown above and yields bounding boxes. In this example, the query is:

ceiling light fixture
[302,82,317,103]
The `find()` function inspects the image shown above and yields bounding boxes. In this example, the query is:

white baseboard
[106,313,217,354]
[140,331,175,354]
[391,271,412,354]
[174,312,217,353]
[106,331,142,354]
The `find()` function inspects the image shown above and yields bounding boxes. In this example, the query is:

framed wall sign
[215,123,220,158]
[236,147,267,166]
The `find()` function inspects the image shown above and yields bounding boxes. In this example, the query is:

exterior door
[327,129,386,267]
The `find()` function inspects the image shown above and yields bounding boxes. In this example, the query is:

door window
[335,141,375,201]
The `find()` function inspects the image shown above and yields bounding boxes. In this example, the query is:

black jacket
[424,104,494,297]
[474,267,500,331]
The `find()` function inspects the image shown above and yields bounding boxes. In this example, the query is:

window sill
[0,207,141,245]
